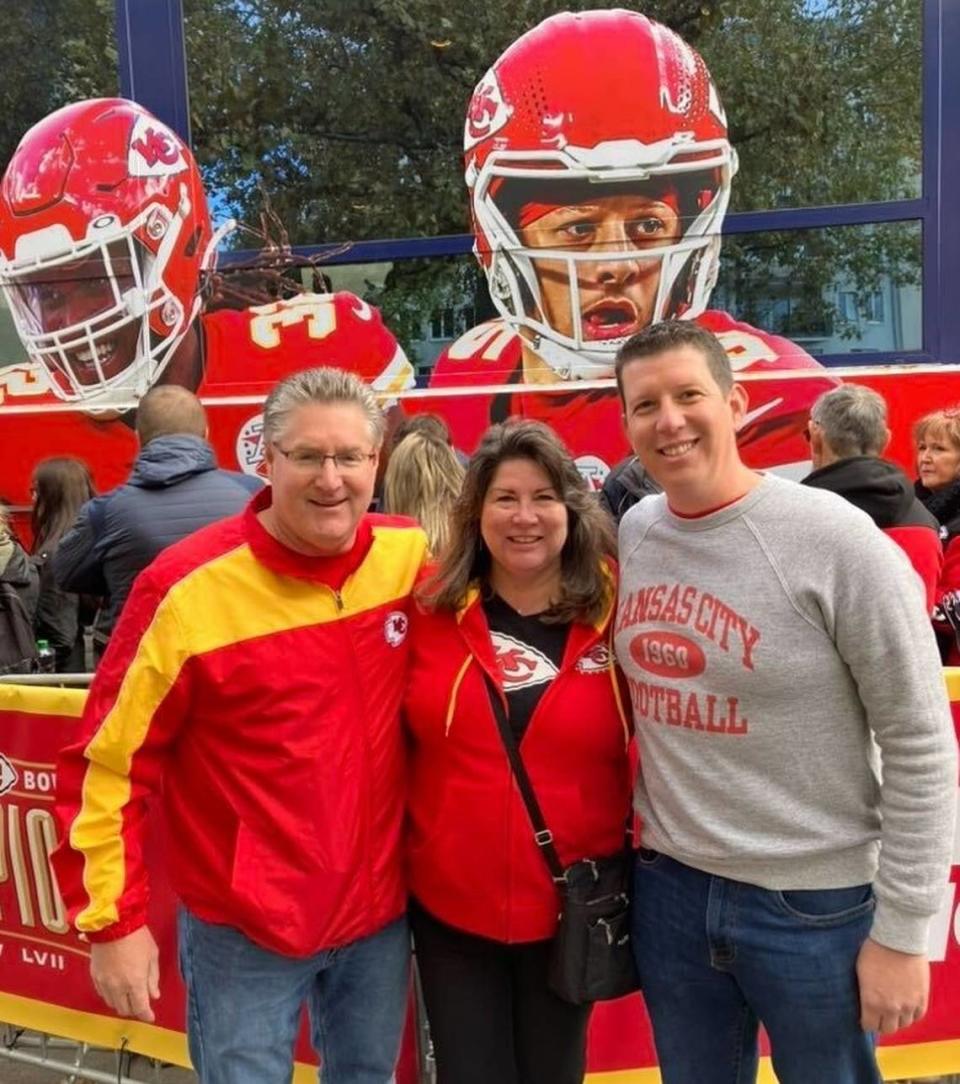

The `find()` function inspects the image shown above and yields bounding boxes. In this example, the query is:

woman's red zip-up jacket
[404,563,633,943]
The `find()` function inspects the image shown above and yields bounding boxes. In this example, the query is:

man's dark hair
[615,320,734,400]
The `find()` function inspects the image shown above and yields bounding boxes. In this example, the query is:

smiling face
[13,242,140,392]
[916,426,960,492]
[518,191,682,346]
[620,344,756,514]
[480,457,569,588]
[262,401,379,555]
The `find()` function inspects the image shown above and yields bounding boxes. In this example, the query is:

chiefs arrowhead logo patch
[0,754,19,797]
[464,69,512,151]
[576,643,610,674]
[492,632,558,690]
[384,611,409,647]
[128,115,187,178]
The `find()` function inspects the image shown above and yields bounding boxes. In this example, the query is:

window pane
[699,0,921,210]
[184,0,920,245]
[0,3,118,171]
[712,222,921,354]
[319,220,920,383]
[0,295,28,369]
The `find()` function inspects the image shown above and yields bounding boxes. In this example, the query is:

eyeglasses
[272,443,376,474]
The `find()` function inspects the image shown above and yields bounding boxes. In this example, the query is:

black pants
[410,899,592,1084]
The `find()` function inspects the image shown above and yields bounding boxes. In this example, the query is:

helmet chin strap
[530,333,617,380]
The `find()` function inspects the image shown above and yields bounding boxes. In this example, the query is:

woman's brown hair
[30,457,95,552]
[420,420,616,624]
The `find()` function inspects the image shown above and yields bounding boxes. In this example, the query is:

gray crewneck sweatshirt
[616,472,957,954]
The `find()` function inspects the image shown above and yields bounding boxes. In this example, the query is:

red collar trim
[669,492,750,519]
[244,487,374,587]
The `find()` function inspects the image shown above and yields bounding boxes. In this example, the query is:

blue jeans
[632,851,882,1084]
[178,909,410,1084]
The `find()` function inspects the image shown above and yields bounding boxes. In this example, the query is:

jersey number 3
[249,296,337,349]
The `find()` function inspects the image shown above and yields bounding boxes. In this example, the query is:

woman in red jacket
[405,420,633,1084]
[915,407,960,662]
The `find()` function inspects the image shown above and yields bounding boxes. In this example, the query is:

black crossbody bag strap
[483,671,567,885]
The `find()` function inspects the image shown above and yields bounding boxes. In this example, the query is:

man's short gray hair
[262,368,386,446]
[810,384,889,458]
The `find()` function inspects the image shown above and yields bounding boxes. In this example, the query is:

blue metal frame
[116,0,953,366]
[932,0,960,365]
[115,0,191,144]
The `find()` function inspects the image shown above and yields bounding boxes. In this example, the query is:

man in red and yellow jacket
[54,367,428,1084]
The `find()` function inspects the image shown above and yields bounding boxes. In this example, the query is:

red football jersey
[421,311,839,484]
[0,292,413,517]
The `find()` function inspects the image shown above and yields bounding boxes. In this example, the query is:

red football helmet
[464,9,737,378]
[0,98,219,408]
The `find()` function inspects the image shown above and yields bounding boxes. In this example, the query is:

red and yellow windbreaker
[405,564,633,943]
[54,490,428,957]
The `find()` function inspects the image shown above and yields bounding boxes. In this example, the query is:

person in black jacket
[53,385,262,660]
[0,505,39,673]
[599,455,662,524]
[31,457,96,671]
[802,384,941,612]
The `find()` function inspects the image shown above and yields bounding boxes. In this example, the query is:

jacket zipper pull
[333,589,344,612]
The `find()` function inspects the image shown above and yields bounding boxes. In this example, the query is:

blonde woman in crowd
[383,430,464,555]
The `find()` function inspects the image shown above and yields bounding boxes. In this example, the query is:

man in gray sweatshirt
[613,319,957,1084]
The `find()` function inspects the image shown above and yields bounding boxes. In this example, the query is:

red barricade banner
[1,680,958,1082]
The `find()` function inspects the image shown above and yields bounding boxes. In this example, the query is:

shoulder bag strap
[483,671,567,885]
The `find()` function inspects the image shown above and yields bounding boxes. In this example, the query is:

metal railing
[0,1027,188,1083]
[1,672,94,686]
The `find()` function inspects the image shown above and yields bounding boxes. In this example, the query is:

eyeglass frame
[271,442,378,473]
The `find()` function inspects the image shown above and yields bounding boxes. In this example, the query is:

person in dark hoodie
[53,385,262,660]
[599,454,662,524]
[802,384,941,612]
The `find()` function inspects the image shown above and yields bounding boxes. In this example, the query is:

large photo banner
[0,8,948,530]
[0,679,958,1082]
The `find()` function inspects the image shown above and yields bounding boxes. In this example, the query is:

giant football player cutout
[0,97,413,516]
[422,9,836,480]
